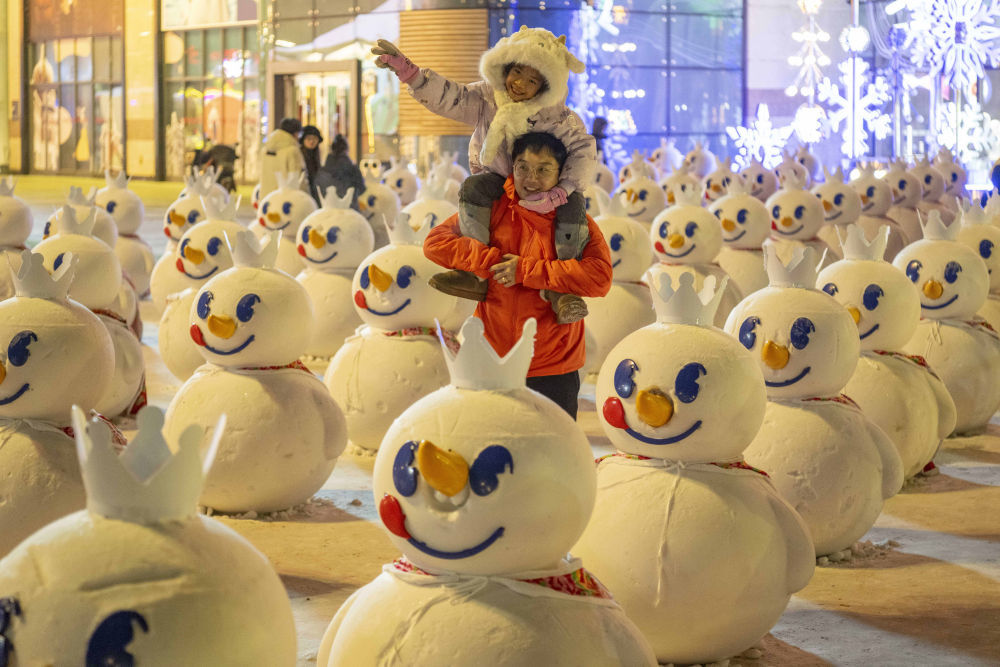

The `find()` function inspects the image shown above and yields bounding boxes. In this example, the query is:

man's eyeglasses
[0,597,21,667]
[513,162,558,179]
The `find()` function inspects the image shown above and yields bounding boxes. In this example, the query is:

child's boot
[429,270,488,301]
[543,290,589,324]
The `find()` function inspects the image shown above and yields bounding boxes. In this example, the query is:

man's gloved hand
[518,187,568,214]
[371,39,419,84]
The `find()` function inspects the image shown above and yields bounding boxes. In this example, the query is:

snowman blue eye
[738,316,760,350]
[705,179,714,189]
[737,209,748,223]
[906,260,922,282]
[980,239,994,259]
[7,331,37,367]
[609,233,624,251]
[638,190,648,201]
[53,253,65,271]
[327,227,340,243]
[944,261,962,283]
[43,221,51,237]
[898,180,907,190]
[86,610,149,667]
[822,282,838,296]
[236,294,260,322]
[262,202,269,214]
[426,213,438,228]
[756,174,764,184]
[771,205,780,219]
[187,210,200,224]
[658,222,668,238]
[359,265,371,289]
[301,226,311,243]
[712,208,721,218]
[197,291,213,319]
[282,202,292,215]
[367,195,377,206]
[106,201,117,213]
[614,358,638,398]
[723,177,731,186]
[863,284,884,310]
[951,172,958,182]
[924,175,932,184]
[674,362,706,404]
[180,238,190,255]
[834,193,844,206]
[866,186,876,197]
[395,178,403,188]
[392,441,418,497]
[684,222,697,237]
[469,445,514,496]
[790,317,815,350]
[794,205,805,219]
[396,265,415,288]
[207,237,222,256]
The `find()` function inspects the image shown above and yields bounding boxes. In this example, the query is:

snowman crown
[319,186,354,210]
[934,147,955,165]
[73,405,225,523]
[229,229,280,268]
[919,209,959,240]
[275,171,305,191]
[201,192,240,221]
[385,211,429,246]
[56,204,97,237]
[594,189,621,217]
[105,170,129,190]
[778,167,807,191]
[187,168,219,197]
[959,198,990,227]
[438,316,536,391]
[914,156,932,171]
[0,176,15,197]
[672,184,704,207]
[854,162,877,180]
[12,249,76,299]
[764,239,824,287]
[67,185,97,207]
[724,177,751,197]
[837,223,889,261]
[822,165,845,183]
[652,271,727,326]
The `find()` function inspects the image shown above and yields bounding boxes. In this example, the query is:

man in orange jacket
[424,132,613,418]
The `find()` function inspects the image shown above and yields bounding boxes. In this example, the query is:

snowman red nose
[379,494,411,539]
[190,324,206,346]
[297,244,307,257]
[354,290,368,309]
[603,397,628,429]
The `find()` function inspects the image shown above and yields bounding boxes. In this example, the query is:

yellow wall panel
[7,0,22,172]
[124,0,156,176]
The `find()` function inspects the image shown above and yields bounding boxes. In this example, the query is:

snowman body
[95,174,154,297]
[257,177,319,275]
[710,186,772,296]
[741,160,779,202]
[851,168,910,260]
[0,181,32,300]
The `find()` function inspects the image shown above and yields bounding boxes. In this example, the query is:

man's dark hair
[511,132,568,170]
[331,134,348,155]
[502,63,550,96]
[279,117,302,135]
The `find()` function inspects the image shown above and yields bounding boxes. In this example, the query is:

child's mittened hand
[371,39,419,83]
[518,187,568,214]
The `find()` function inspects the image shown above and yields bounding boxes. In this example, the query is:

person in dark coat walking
[315,134,366,210]
[300,125,323,203]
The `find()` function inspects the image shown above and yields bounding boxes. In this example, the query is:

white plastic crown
[439,316,536,391]
[275,171,305,191]
[652,271,726,326]
[12,249,76,299]
[822,165,845,183]
[764,239,824,288]
[67,185,97,207]
[672,185,704,207]
[385,211,429,246]
[105,170,129,190]
[836,223,889,261]
[914,156,932,171]
[778,167,807,191]
[888,158,908,173]
[319,186,354,210]
[55,204,97,237]
[73,405,225,523]
[186,168,218,197]
[0,176,15,197]
[795,145,814,161]
[420,166,452,201]
[627,150,646,173]
[919,209,959,240]
[725,177,751,197]
[230,229,280,268]
[959,199,990,227]
[934,147,955,165]
[202,192,240,221]
[854,162,876,180]
[594,189,622,217]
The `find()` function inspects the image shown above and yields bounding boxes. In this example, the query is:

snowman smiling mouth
[379,494,505,560]
[922,294,958,309]
[0,382,30,405]
[765,366,811,387]
[190,325,255,355]
[602,397,702,445]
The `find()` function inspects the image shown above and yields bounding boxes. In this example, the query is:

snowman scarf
[0,411,127,452]
[92,308,148,416]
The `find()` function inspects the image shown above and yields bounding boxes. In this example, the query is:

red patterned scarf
[596,452,769,477]
[383,327,461,355]
[390,558,613,599]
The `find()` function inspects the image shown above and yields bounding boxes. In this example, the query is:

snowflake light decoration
[726,104,795,169]
[817,57,892,158]
[899,0,1000,89]
[936,97,1000,162]
[785,0,832,98]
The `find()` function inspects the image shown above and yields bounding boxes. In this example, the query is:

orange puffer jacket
[424,177,613,377]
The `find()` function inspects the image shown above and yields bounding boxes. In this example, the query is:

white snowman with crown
[401,168,455,244]
[702,156,743,203]
[884,159,924,243]
[256,172,319,276]
[45,186,118,249]
[575,273,814,666]
[295,187,375,360]
[711,177,772,296]
[581,190,655,376]
[795,144,821,184]
[741,158,780,202]
[617,149,658,185]
[381,156,421,206]
[813,166,863,260]
[164,230,347,512]
[95,170,154,298]
[895,210,1000,434]
[933,147,968,215]
[651,137,684,175]
[912,157,955,225]
[682,141,717,178]
[358,175,402,248]
[317,317,656,666]
[323,214,459,454]
[850,163,911,260]
[818,225,956,479]
[614,160,668,225]
[774,151,811,188]
[725,242,903,558]
[181,164,230,203]
[957,200,1000,331]
[158,197,247,382]
[647,187,742,327]
[0,251,115,557]
[659,163,703,209]
[766,169,830,260]
[0,405,296,665]
[0,177,33,300]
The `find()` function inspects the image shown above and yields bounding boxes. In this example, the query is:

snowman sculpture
[956,200,1000,331]
[438,149,469,185]
[741,158,780,202]
[0,177,32,300]
[659,163,703,208]
[682,141,716,178]
[647,187,742,327]
[45,186,118,249]
[165,230,347,512]
[775,151,811,188]
[317,317,656,666]
[593,153,616,194]
[401,170,456,239]
[710,178,772,296]
[934,147,968,215]
[323,214,458,454]
[359,155,384,181]
[381,156,420,206]
[818,225,956,479]
[813,166,863,260]
[95,170,154,298]
[618,149,658,185]
[257,172,319,276]
[358,174,402,248]
[912,157,955,225]
[850,163,910,260]
[795,144,821,184]
[575,273,815,665]
[895,211,1000,434]
[181,165,230,202]
[296,187,375,360]
[725,242,903,557]
[651,136,684,175]
[0,251,115,557]
[0,406,297,665]
[615,165,668,225]
[766,170,830,258]
[34,207,145,420]
[158,196,247,382]
[582,192,655,375]
[702,156,743,203]
[884,159,924,242]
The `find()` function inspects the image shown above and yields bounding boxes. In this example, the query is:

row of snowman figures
[0,139,996,663]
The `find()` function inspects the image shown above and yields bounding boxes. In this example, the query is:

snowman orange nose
[0,363,6,384]
[416,440,469,497]
[636,388,673,427]
[848,307,861,324]
[923,279,944,299]
[309,228,326,248]
[266,212,282,223]
[668,233,685,249]
[182,245,205,265]
[860,194,869,204]
[722,218,736,232]
[822,199,833,212]
[667,191,676,204]
[368,264,393,292]
[626,189,638,204]
[169,211,186,226]
[762,340,790,369]
[207,314,236,339]
[711,183,722,193]
[781,216,795,227]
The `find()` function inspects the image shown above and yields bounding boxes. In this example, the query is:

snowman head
[651,137,683,173]
[0,177,32,248]
[375,317,596,574]
[775,151,811,188]
[650,197,722,264]
[598,273,766,460]
[34,206,122,310]
[882,160,921,208]
[682,141,716,178]
[175,206,244,283]
[934,147,968,199]
[400,194,458,234]
[709,180,771,249]
[359,155,384,181]
[910,157,946,203]
[582,184,608,215]
[892,211,990,319]
[251,183,261,210]
[795,145,820,182]
[850,163,893,216]
[593,160,616,194]
[258,173,318,238]
[957,200,1000,293]
[381,157,420,206]
[356,180,401,228]
[45,187,118,248]
[0,251,114,421]
[659,166,703,208]
[813,166,862,226]
[189,231,314,366]
[164,177,214,242]
[725,242,860,399]
[296,187,374,271]
[702,157,743,203]
[615,172,667,223]
[94,171,145,235]
[594,194,654,281]
[817,225,920,350]
[618,149,658,184]
[740,159,779,201]
[766,173,825,240]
